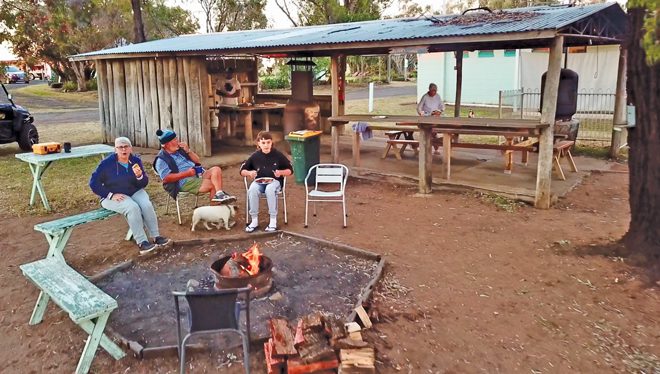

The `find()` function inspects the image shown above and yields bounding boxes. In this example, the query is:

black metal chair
[172,287,251,374]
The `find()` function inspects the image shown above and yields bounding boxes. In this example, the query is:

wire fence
[499,88,616,143]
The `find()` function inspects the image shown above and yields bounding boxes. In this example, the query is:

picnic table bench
[20,257,125,374]
[35,208,133,262]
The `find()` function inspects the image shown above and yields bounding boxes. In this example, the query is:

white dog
[191,204,237,231]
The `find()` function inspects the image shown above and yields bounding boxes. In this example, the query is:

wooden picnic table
[328,114,549,194]
[213,103,286,145]
[15,144,115,211]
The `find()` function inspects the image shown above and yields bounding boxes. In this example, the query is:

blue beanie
[156,129,176,145]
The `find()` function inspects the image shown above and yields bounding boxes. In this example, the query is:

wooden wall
[96,57,212,156]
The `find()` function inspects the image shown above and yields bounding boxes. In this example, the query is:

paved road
[5,81,418,126]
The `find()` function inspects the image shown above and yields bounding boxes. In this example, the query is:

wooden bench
[35,208,133,262]
[552,140,578,180]
[20,257,125,373]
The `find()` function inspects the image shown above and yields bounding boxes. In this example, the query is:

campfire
[210,243,274,298]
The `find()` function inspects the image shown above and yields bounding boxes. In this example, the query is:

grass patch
[12,84,98,105]
[475,192,525,212]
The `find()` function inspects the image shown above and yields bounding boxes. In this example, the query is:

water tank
[540,68,579,121]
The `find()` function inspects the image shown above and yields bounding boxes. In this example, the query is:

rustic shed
[72,3,627,207]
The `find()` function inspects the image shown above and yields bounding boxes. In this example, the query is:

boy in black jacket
[240,132,293,232]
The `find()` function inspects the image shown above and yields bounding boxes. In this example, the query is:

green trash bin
[285,131,322,184]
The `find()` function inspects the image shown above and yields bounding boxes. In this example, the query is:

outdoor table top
[329,114,547,131]
[212,103,286,111]
[15,144,114,164]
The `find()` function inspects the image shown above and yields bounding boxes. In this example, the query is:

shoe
[245,225,258,233]
[264,226,277,232]
[138,241,157,255]
[212,191,237,203]
[154,236,172,246]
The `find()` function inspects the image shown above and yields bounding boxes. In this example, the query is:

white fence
[499,88,615,143]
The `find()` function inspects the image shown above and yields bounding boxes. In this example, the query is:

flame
[241,243,262,276]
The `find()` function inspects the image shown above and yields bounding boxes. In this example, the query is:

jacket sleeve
[89,161,111,199]
[134,157,149,189]
[279,151,293,174]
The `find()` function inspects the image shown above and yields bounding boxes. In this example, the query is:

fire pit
[210,243,274,298]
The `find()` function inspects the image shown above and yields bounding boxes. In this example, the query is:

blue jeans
[101,189,160,244]
[247,180,281,221]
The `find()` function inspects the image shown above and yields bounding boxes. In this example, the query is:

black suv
[0,82,38,151]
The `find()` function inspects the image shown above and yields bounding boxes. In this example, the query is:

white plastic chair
[243,175,288,225]
[304,164,349,228]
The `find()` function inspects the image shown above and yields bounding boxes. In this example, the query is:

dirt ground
[1,162,658,373]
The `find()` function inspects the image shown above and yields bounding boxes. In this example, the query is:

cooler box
[32,142,62,155]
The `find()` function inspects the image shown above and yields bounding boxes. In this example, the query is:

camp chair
[243,171,288,225]
[173,287,251,374]
[152,164,200,225]
[304,163,349,228]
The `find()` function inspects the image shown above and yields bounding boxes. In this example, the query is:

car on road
[0,82,38,151]
[2,66,30,84]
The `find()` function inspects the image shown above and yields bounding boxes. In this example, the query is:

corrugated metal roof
[74,3,624,59]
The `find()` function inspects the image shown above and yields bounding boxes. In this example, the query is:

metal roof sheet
[74,3,624,59]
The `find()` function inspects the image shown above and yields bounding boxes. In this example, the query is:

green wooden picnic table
[15,144,114,211]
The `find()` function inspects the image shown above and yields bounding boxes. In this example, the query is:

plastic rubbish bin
[285,131,322,184]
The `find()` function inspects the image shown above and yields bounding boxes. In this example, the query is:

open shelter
[71,2,627,208]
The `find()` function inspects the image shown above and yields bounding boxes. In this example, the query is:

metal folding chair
[172,287,251,374]
[243,175,288,225]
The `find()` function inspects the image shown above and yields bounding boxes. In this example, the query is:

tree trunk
[131,0,147,43]
[71,62,88,92]
[623,8,660,274]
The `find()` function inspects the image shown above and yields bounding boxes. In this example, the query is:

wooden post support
[331,55,346,163]
[454,50,463,118]
[609,47,627,158]
[534,36,563,209]
[498,90,503,119]
[352,130,361,167]
[418,124,433,193]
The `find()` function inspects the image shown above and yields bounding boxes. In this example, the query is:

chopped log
[269,318,297,356]
[297,330,335,363]
[334,337,369,349]
[301,312,324,331]
[348,331,363,341]
[344,322,361,334]
[354,305,372,329]
[265,339,285,374]
[323,315,346,345]
[339,348,376,374]
[287,357,339,374]
[294,319,305,347]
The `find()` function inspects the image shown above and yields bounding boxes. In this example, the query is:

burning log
[220,243,263,277]
[269,318,298,356]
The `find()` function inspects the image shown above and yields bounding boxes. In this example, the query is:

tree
[0,0,197,90]
[624,1,660,277]
[274,0,390,26]
[131,0,147,42]
[215,0,268,32]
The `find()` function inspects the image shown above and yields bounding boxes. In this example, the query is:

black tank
[540,68,579,121]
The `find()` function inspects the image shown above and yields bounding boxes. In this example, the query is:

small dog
[191,204,237,231]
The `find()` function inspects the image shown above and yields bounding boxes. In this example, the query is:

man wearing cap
[154,129,236,203]
[89,137,171,255]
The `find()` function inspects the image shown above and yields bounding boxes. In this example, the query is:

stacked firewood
[264,312,376,374]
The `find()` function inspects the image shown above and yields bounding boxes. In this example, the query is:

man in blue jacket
[89,137,170,255]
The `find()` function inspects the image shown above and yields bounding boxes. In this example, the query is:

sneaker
[138,241,157,255]
[154,236,172,247]
[264,226,277,232]
[212,190,237,203]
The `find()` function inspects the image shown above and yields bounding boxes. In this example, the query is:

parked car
[0,82,38,151]
[2,66,30,84]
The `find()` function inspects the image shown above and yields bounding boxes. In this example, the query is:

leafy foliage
[273,0,388,26]
[628,0,659,65]
[215,0,268,31]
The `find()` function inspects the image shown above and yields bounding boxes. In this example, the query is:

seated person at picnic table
[417,83,445,116]
[154,129,236,204]
[89,137,171,255]
[240,131,293,233]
